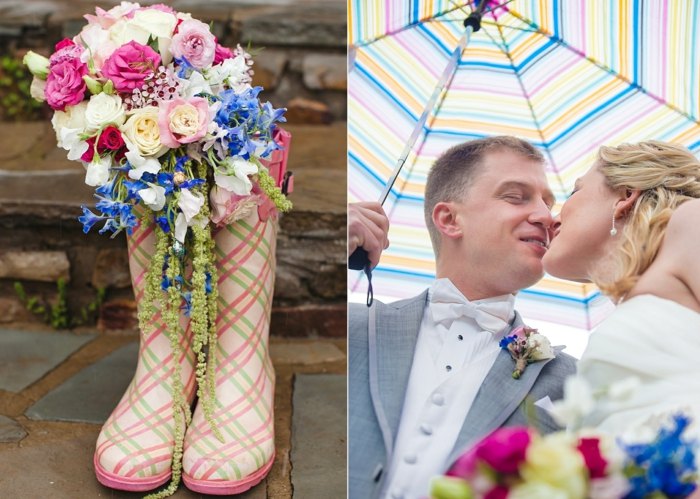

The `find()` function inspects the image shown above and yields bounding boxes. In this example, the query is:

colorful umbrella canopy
[348,0,700,330]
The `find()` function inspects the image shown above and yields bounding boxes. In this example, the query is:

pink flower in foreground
[449,427,532,478]
[577,437,608,479]
[54,38,76,51]
[144,3,176,14]
[485,486,509,499]
[158,97,211,147]
[45,58,88,110]
[101,40,161,93]
[170,19,216,69]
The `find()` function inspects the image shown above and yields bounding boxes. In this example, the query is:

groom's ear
[433,202,463,239]
[613,188,642,219]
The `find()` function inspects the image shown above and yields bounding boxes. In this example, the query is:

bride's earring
[610,212,618,236]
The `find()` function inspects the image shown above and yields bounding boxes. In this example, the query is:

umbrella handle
[348,248,374,307]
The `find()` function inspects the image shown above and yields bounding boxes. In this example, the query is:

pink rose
[213,42,234,65]
[101,40,161,93]
[49,42,84,68]
[45,58,88,110]
[54,38,75,51]
[158,97,211,147]
[170,19,216,69]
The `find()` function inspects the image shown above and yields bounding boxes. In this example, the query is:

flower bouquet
[25,2,292,497]
[431,414,698,498]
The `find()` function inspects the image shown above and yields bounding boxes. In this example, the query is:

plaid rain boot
[181,211,278,495]
[94,218,196,492]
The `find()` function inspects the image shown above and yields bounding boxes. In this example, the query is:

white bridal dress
[576,294,700,434]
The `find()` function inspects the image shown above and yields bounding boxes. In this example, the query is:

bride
[542,140,700,438]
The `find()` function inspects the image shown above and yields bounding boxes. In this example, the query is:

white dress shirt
[382,279,515,499]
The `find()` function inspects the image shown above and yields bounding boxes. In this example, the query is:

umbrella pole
[350,5,487,305]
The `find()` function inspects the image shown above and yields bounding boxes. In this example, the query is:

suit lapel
[368,291,427,460]
[446,314,557,464]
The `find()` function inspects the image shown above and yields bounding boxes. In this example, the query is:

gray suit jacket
[348,291,577,499]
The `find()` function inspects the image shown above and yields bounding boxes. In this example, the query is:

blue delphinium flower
[499,335,517,349]
[205,272,212,294]
[181,291,192,317]
[621,413,698,499]
[78,206,106,234]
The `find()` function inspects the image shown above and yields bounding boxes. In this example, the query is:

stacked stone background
[0,0,347,337]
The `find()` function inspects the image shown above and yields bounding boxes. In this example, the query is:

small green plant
[0,53,47,121]
[14,279,107,329]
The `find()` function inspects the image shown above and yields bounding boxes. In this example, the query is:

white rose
[109,18,150,46]
[527,333,555,361]
[208,55,251,92]
[75,25,116,69]
[121,107,167,157]
[130,9,177,39]
[85,93,125,132]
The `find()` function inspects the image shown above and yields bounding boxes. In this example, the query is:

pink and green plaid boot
[94,219,196,492]
[182,212,277,495]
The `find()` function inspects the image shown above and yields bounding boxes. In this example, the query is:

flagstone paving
[0,329,346,498]
[291,374,346,497]
[0,329,96,393]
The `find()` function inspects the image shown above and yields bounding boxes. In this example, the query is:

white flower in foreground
[520,433,587,499]
[138,184,166,211]
[208,55,251,92]
[84,155,111,186]
[607,376,641,401]
[509,481,569,499]
[549,376,595,428]
[214,158,258,195]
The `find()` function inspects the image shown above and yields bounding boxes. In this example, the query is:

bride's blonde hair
[593,141,700,302]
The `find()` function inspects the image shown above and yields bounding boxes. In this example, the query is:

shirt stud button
[420,423,433,435]
[432,393,445,405]
[445,365,452,372]
[458,334,463,340]
[404,453,417,464]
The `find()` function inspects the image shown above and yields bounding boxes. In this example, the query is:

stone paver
[271,340,345,365]
[26,342,137,424]
[291,373,346,498]
[0,414,26,443]
[0,329,95,392]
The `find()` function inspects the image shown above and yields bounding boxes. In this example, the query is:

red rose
[97,126,125,152]
[577,437,608,479]
[485,486,509,499]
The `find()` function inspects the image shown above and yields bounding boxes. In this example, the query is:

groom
[348,136,577,499]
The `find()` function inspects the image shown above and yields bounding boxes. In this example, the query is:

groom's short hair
[424,136,544,256]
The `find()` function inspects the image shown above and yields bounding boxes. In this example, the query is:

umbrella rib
[484,22,566,200]
[507,9,699,125]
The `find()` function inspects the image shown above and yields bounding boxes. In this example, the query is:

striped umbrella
[348,0,700,332]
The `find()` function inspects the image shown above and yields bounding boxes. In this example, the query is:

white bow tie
[429,280,515,334]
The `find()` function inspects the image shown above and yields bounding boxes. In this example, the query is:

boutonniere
[499,325,555,379]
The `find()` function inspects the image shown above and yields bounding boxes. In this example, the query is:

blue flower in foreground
[621,413,698,499]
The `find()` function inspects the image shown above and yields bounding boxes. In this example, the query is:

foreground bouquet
[431,414,698,499]
[25,2,292,497]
